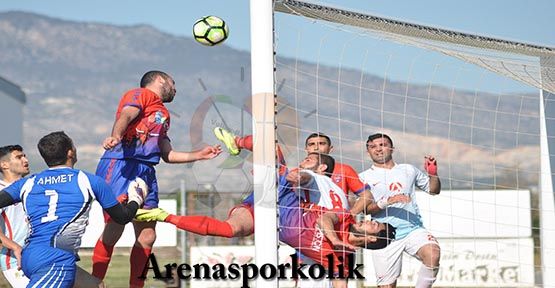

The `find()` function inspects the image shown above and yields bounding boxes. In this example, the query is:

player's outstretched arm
[350,189,375,216]
[365,194,411,216]
[104,203,140,225]
[103,106,140,150]
[317,212,357,251]
[285,168,313,187]
[159,138,222,164]
[424,155,441,195]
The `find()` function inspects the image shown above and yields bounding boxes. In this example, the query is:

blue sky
[1,0,553,92]
[1,0,553,50]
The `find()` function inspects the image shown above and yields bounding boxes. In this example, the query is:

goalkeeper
[0,131,149,288]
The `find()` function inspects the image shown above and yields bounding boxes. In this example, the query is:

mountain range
[0,11,540,196]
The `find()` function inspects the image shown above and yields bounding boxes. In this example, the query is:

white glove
[127,177,149,207]
[377,194,411,209]
[376,198,389,209]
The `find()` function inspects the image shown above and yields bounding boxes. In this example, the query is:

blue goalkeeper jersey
[3,167,119,255]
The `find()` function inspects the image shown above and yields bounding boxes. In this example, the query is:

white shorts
[370,228,439,285]
[2,268,30,288]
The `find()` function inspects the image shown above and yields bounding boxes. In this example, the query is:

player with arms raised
[359,133,441,288]
[91,70,222,287]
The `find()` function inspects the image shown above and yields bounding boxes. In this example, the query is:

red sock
[166,215,234,238]
[236,135,253,151]
[92,239,114,280]
[130,246,152,288]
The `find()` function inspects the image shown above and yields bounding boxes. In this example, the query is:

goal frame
[250,0,555,286]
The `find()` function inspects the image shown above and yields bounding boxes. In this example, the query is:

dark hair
[366,133,394,148]
[0,145,23,160]
[37,131,74,167]
[365,223,396,250]
[308,152,335,176]
[140,70,170,88]
[305,132,332,147]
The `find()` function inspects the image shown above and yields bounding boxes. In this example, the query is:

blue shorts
[22,246,76,287]
[96,158,159,209]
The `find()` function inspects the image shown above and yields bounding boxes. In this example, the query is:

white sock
[415,265,438,288]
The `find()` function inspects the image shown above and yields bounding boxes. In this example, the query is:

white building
[0,76,26,146]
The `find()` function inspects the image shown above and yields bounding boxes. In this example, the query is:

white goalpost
[251,0,278,287]
[540,88,555,288]
[247,0,555,287]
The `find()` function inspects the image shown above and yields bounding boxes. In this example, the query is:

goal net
[268,0,555,287]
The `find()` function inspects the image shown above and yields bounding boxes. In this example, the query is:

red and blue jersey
[101,88,170,164]
[278,172,355,273]
[332,162,368,196]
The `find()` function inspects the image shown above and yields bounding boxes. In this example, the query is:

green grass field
[0,247,182,288]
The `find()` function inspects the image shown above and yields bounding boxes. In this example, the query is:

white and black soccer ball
[193,16,229,46]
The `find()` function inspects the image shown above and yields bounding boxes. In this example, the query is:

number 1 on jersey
[41,189,59,222]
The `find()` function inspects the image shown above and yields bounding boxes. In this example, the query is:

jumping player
[91,71,222,287]
[134,127,352,238]
[221,131,378,215]
[137,152,396,288]
[134,150,351,238]
[279,153,396,288]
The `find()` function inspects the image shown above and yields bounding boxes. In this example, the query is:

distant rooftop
[0,76,26,104]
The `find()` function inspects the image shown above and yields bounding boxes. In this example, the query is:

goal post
[540,88,555,287]
[266,0,555,287]
[251,0,278,287]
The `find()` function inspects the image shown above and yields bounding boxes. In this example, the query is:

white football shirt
[359,163,430,239]
[0,179,29,271]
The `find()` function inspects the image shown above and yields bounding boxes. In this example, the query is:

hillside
[0,11,540,195]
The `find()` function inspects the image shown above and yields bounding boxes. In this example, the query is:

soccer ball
[193,16,229,46]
